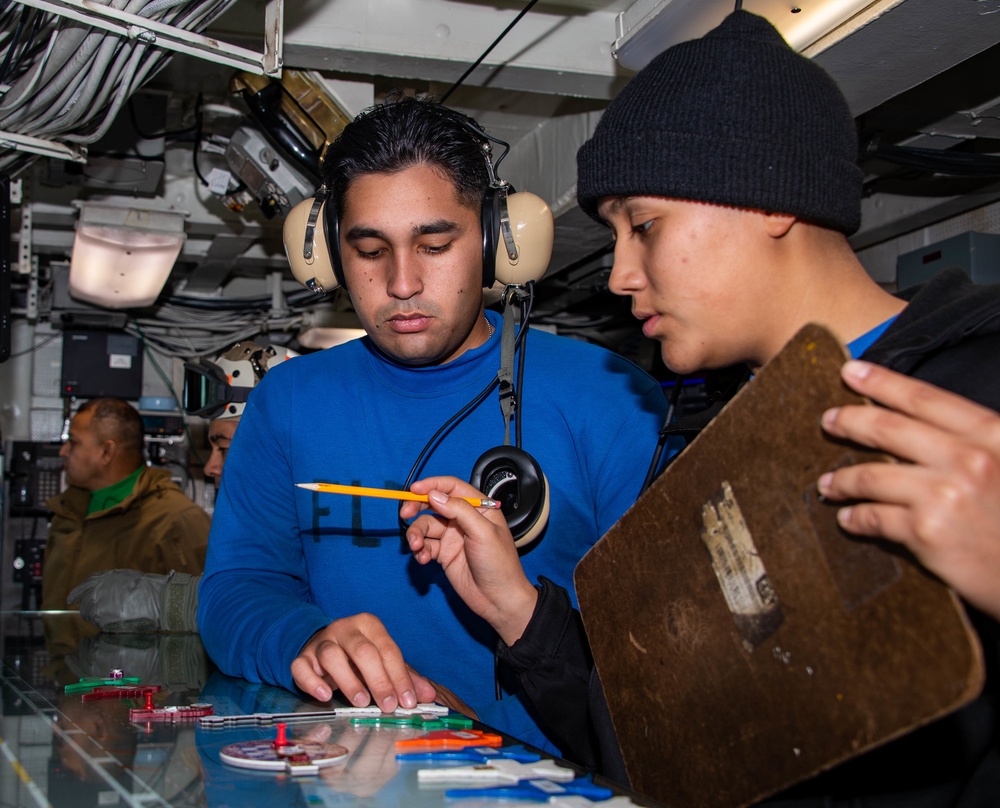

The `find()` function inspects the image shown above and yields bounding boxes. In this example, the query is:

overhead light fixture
[69,203,186,309]
[612,0,904,72]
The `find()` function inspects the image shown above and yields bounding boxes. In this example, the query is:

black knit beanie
[576,11,862,234]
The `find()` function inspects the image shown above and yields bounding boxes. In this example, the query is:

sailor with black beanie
[404,10,1000,807]
[577,11,863,235]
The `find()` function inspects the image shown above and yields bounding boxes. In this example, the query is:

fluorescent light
[613,0,897,72]
[69,204,186,309]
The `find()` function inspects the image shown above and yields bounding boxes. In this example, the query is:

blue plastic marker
[397,744,541,764]
[443,776,613,801]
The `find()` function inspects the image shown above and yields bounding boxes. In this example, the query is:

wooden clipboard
[574,324,984,807]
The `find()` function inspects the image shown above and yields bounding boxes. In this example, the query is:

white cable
[139,0,194,19]
[1,0,240,143]
[1,24,60,115]
[0,23,87,121]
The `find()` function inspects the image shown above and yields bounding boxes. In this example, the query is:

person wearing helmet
[183,341,298,486]
[202,420,234,485]
[68,341,296,632]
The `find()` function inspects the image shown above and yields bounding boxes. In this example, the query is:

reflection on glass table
[0,613,660,808]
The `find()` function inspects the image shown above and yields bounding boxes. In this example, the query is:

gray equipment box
[896,231,1000,290]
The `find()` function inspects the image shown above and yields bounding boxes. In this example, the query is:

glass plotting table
[0,612,662,808]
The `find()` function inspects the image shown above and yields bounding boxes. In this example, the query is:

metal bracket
[0,130,87,163]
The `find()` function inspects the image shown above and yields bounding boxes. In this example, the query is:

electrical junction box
[896,231,1000,290]
[224,126,314,219]
[60,330,143,400]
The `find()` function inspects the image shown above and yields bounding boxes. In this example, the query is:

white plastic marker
[418,758,574,784]
[199,702,450,728]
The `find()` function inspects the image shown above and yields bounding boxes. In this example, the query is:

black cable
[402,373,501,494]
[513,282,534,449]
[638,376,685,497]
[6,334,60,359]
[192,93,210,187]
[440,0,540,104]
[166,287,331,310]
[0,5,29,88]
[402,314,532,492]
[3,5,46,91]
[865,139,1000,178]
[127,96,196,141]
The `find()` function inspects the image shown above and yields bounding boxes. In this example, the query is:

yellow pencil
[295,482,502,509]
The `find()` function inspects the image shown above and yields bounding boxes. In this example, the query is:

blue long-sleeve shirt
[198,310,667,754]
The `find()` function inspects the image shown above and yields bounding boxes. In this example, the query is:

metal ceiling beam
[814,0,1000,117]
[14,0,284,76]
[0,130,86,163]
[216,0,632,101]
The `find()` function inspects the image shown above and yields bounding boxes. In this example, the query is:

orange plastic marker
[394,729,504,752]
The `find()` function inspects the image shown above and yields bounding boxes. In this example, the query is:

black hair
[320,94,490,219]
[77,397,144,460]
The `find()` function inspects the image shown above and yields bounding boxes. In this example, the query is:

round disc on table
[220,739,349,771]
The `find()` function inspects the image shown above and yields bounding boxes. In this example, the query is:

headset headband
[282,104,554,294]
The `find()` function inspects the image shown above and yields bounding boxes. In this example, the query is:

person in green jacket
[67,341,294,631]
[43,397,209,611]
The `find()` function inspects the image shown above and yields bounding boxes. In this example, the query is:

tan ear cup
[493,191,554,287]
[512,472,550,550]
[283,196,340,293]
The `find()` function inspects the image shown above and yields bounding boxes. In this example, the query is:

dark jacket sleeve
[495,576,603,769]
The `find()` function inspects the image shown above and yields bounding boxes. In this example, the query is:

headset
[282,112,554,294]
[281,103,554,548]
[469,443,550,548]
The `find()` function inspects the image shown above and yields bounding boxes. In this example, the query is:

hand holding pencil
[402,475,538,647]
[296,482,502,510]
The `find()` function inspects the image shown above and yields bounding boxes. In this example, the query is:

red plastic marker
[129,695,215,723]
[81,685,162,703]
